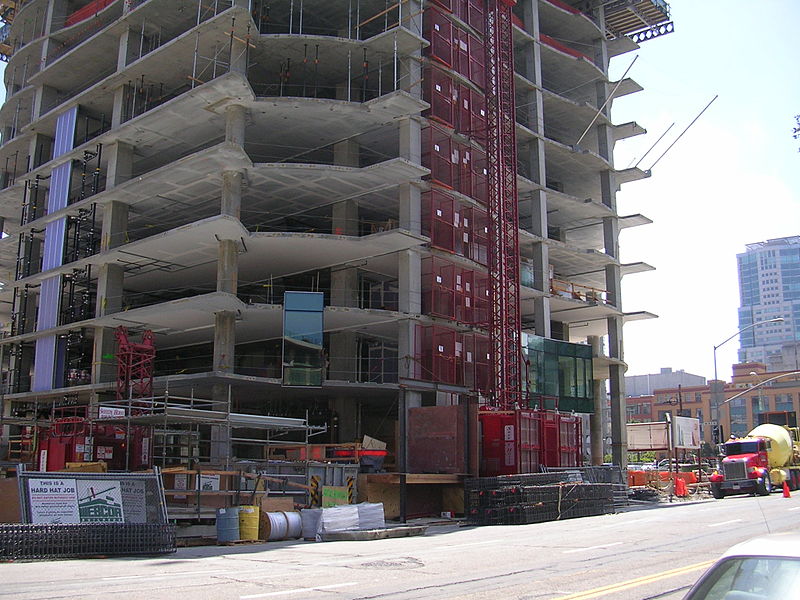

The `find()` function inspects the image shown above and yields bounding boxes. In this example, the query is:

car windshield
[723,441,760,456]
[688,556,800,599]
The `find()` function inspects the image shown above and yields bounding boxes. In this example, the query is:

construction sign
[19,469,168,525]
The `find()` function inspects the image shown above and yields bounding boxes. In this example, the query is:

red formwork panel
[460,270,490,326]
[469,88,488,146]
[429,0,455,14]
[466,0,486,34]
[456,205,490,266]
[66,0,115,27]
[468,33,486,90]
[424,67,457,127]
[472,333,491,392]
[408,405,469,474]
[422,125,456,189]
[422,256,457,320]
[453,28,471,84]
[470,146,488,204]
[425,189,456,252]
[424,8,454,67]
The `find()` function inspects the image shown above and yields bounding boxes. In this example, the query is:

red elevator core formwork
[422,256,490,326]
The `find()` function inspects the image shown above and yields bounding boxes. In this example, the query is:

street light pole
[711,317,784,444]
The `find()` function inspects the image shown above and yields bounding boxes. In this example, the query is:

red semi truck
[709,422,800,499]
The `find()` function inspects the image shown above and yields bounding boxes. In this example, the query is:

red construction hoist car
[481,1,582,472]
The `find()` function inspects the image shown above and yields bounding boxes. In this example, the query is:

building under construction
[0,0,672,504]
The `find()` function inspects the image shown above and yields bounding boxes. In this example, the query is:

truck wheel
[757,477,772,496]
[711,483,725,499]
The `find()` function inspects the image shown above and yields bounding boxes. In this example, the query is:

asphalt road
[2,492,799,600]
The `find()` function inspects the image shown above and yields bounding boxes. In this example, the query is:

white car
[683,532,800,599]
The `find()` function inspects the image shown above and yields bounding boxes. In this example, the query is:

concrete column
[117,28,132,71]
[332,397,359,442]
[589,335,604,465]
[91,327,118,384]
[105,141,134,189]
[398,117,421,164]
[334,139,360,168]
[605,263,621,310]
[95,263,124,317]
[398,3,423,98]
[329,332,358,381]
[597,123,613,161]
[225,104,247,147]
[111,85,126,129]
[600,170,615,209]
[397,320,419,380]
[28,133,53,170]
[398,250,422,314]
[329,137,361,380]
[100,201,129,251]
[32,85,59,120]
[398,183,421,234]
[331,266,358,307]
[217,239,238,294]
[213,311,236,372]
[607,315,627,468]
[221,170,243,219]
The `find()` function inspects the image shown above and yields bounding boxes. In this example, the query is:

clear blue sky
[611,0,800,381]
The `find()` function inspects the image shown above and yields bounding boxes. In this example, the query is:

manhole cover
[357,557,425,570]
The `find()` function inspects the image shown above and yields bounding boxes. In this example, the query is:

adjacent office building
[737,236,800,372]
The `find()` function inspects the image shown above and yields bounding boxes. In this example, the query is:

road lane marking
[596,518,651,528]
[562,541,623,554]
[789,507,800,511]
[707,519,742,527]
[241,582,358,599]
[551,560,714,600]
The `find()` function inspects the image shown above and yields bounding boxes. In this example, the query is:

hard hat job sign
[27,478,127,524]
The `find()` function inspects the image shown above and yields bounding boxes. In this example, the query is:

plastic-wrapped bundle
[356,502,385,530]
[319,504,359,533]
[300,508,323,540]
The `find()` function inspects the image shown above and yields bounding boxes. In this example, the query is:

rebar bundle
[0,523,176,561]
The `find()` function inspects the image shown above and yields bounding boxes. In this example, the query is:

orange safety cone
[675,476,687,497]
[783,481,791,498]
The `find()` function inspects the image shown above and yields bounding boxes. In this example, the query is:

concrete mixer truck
[709,423,800,499]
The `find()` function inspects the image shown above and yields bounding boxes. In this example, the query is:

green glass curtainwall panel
[523,334,594,413]
[282,291,325,387]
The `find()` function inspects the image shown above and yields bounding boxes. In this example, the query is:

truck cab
[709,436,772,498]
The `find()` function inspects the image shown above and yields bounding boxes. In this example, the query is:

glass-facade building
[737,236,800,371]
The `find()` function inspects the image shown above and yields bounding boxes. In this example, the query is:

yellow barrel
[238,505,260,541]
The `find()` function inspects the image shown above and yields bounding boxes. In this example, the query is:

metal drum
[238,505,260,541]
[216,507,240,543]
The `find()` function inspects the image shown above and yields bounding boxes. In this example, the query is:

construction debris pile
[466,472,614,526]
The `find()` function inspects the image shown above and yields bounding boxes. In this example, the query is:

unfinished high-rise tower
[0,0,671,481]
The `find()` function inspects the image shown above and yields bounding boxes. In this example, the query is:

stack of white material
[301,502,386,541]
[356,502,385,530]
